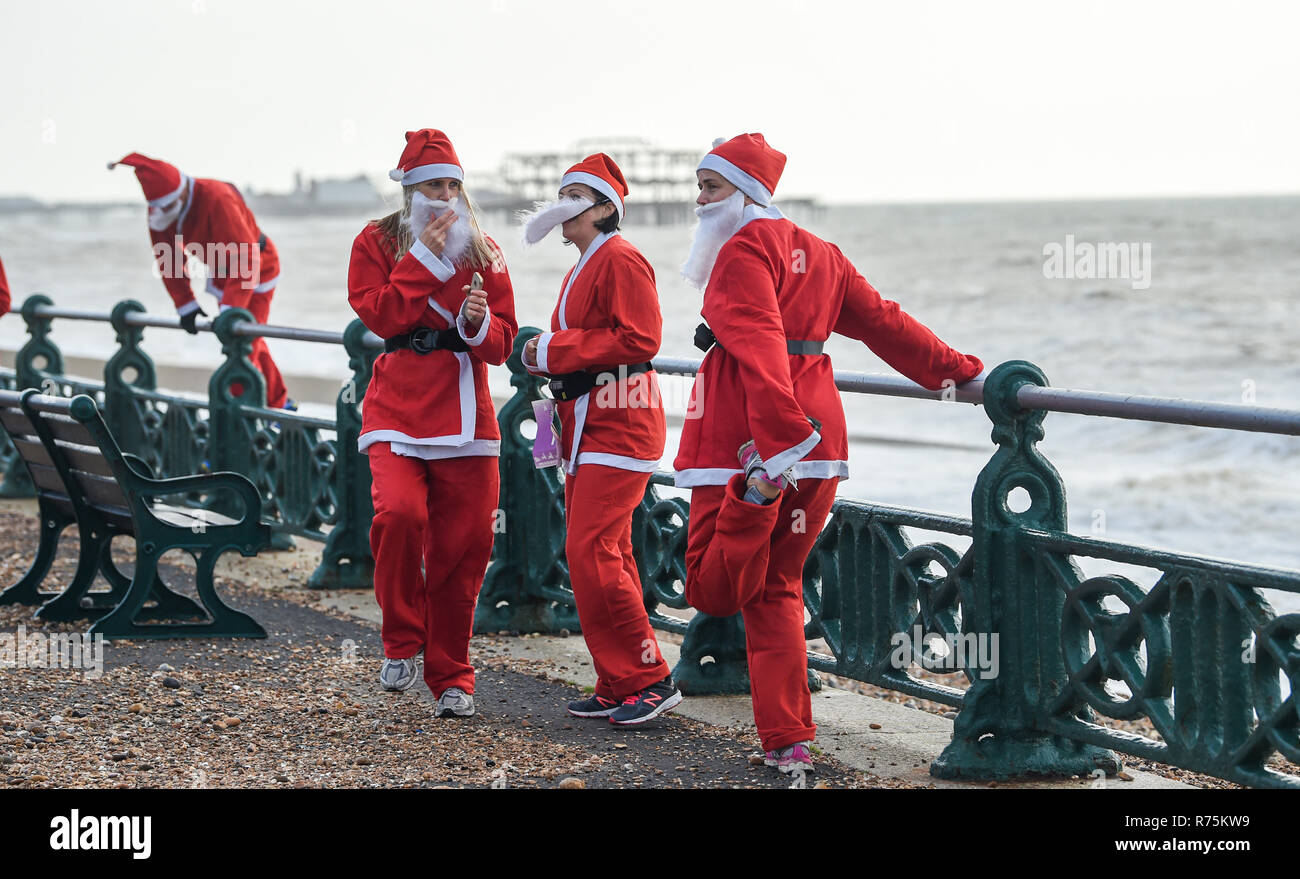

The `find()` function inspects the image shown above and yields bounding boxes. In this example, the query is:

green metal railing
[2,297,1298,788]
[1,296,378,589]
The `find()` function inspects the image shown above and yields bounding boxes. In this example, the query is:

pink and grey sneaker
[764,741,815,774]
[738,440,789,492]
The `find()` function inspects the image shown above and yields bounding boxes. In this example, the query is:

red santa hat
[388,129,464,186]
[107,153,187,206]
[560,153,627,220]
[697,133,786,206]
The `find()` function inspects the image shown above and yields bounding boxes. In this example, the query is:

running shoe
[567,693,621,718]
[738,417,823,491]
[437,687,476,718]
[608,677,683,726]
[738,440,788,491]
[764,741,815,774]
[379,657,419,692]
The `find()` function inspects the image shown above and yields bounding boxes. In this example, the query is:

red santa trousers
[244,291,288,409]
[684,473,838,751]
[368,444,498,695]
[564,463,670,700]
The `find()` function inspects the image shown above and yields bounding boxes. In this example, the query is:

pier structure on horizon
[481,136,821,225]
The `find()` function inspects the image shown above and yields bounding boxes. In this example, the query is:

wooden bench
[0,390,270,639]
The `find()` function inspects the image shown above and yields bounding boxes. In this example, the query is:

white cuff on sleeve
[764,429,822,480]
[177,299,202,317]
[536,332,555,373]
[456,306,491,347]
[410,240,457,282]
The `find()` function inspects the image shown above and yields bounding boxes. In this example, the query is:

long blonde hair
[374,185,497,270]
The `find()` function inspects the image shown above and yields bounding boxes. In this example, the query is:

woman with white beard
[518,154,680,726]
[675,134,984,773]
[347,129,518,716]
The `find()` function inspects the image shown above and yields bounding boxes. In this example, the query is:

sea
[2,196,1298,612]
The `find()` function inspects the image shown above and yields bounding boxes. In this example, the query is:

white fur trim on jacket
[535,332,553,373]
[672,459,848,488]
[456,302,491,347]
[410,240,457,281]
[389,439,501,459]
[763,429,823,480]
[569,452,661,472]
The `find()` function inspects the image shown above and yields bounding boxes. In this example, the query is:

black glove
[179,306,208,335]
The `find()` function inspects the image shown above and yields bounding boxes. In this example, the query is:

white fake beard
[681,189,746,290]
[147,199,183,231]
[518,196,594,247]
[404,191,474,263]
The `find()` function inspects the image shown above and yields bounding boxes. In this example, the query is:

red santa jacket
[150,177,281,315]
[349,223,517,457]
[673,206,983,487]
[0,255,9,316]
[532,232,666,474]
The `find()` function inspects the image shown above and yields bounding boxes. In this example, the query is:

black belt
[694,323,824,356]
[384,326,471,355]
[257,232,267,252]
[549,363,653,402]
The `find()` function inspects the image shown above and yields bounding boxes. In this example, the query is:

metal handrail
[12,305,1300,437]
[13,304,386,350]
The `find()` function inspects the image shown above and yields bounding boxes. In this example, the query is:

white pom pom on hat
[388,169,405,182]
[712,137,728,148]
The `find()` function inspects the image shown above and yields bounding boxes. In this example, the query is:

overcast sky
[1,0,1297,204]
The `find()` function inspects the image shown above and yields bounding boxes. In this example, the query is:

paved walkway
[0,499,1191,789]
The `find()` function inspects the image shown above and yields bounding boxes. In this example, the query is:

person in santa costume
[519,153,681,726]
[108,152,292,409]
[348,129,518,717]
[0,255,9,317]
[675,133,984,773]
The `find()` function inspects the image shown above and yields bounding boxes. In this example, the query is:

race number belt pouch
[531,399,561,469]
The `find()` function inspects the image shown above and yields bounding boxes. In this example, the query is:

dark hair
[592,198,620,234]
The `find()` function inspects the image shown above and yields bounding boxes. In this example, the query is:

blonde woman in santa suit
[348,129,518,716]
[519,153,681,725]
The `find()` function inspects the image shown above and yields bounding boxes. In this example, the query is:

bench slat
[55,442,115,479]
[70,470,131,512]
[11,438,55,469]
[152,504,240,529]
[40,414,98,447]
[27,462,72,497]
[0,407,37,439]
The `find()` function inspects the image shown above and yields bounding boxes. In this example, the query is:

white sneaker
[379,657,419,692]
[437,687,475,717]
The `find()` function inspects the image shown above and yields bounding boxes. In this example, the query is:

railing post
[307,319,377,589]
[1,295,65,497]
[674,611,755,695]
[206,307,285,541]
[15,294,63,393]
[475,328,580,634]
[103,300,159,467]
[931,360,1121,780]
